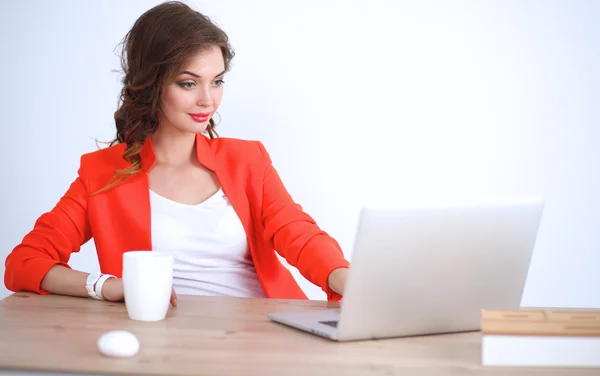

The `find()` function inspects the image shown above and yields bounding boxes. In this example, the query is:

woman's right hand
[101,278,178,307]
[101,277,125,302]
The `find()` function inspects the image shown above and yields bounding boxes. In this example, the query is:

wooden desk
[0,293,596,376]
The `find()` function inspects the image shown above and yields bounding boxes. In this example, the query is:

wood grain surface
[1,293,598,376]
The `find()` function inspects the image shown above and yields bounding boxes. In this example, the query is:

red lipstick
[189,112,211,122]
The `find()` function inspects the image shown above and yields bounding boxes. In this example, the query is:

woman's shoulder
[80,142,128,170]
[76,143,128,192]
[74,136,274,186]
[208,136,271,162]
[209,136,260,150]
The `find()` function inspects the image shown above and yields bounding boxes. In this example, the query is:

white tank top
[149,188,266,298]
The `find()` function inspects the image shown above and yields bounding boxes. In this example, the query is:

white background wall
[1,0,598,307]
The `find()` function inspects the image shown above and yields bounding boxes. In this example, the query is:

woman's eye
[178,82,195,89]
[212,79,225,87]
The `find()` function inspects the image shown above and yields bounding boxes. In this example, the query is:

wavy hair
[95,1,234,194]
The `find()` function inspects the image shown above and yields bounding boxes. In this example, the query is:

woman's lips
[189,113,211,122]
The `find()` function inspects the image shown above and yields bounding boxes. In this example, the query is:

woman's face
[158,46,225,135]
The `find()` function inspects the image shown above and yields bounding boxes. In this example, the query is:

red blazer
[4,134,349,300]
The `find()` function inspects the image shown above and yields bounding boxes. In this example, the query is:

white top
[149,188,266,298]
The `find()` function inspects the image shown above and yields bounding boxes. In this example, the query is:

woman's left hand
[327,267,349,296]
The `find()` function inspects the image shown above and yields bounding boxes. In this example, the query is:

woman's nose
[196,86,213,107]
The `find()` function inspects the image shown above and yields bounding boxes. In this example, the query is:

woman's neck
[150,125,197,167]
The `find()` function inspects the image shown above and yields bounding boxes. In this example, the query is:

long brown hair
[96,1,234,194]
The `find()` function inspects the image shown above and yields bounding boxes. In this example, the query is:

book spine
[481,310,600,336]
[481,319,600,336]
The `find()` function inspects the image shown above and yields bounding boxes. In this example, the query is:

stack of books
[481,308,600,367]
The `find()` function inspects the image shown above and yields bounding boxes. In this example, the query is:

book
[481,308,600,367]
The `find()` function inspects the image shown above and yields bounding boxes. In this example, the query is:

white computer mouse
[97,330,140,358]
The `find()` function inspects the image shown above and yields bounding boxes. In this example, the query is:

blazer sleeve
[257,141,350,301]
[4,157,92,294]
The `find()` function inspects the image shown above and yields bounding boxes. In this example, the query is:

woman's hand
[170,287,178,307]
[101,278,178,307]
[327,267,349,296]
[101,277,124,302]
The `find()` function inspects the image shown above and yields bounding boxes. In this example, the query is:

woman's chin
[175,124,209,135]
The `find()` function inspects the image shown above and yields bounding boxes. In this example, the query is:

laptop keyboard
[318,320,339,328]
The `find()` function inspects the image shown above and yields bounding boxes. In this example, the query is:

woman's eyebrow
[180,69,226,78]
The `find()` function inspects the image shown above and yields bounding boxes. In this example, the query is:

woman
[4,1,350,305]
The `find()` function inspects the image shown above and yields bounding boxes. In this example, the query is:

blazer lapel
[127,134,255,257]
[114,172,152,252]
[114,138,155,253]
[195,134,257,259]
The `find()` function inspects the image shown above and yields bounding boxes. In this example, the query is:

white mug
[122,251,173,321]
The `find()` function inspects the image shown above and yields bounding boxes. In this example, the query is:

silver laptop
[268,197,545,341]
